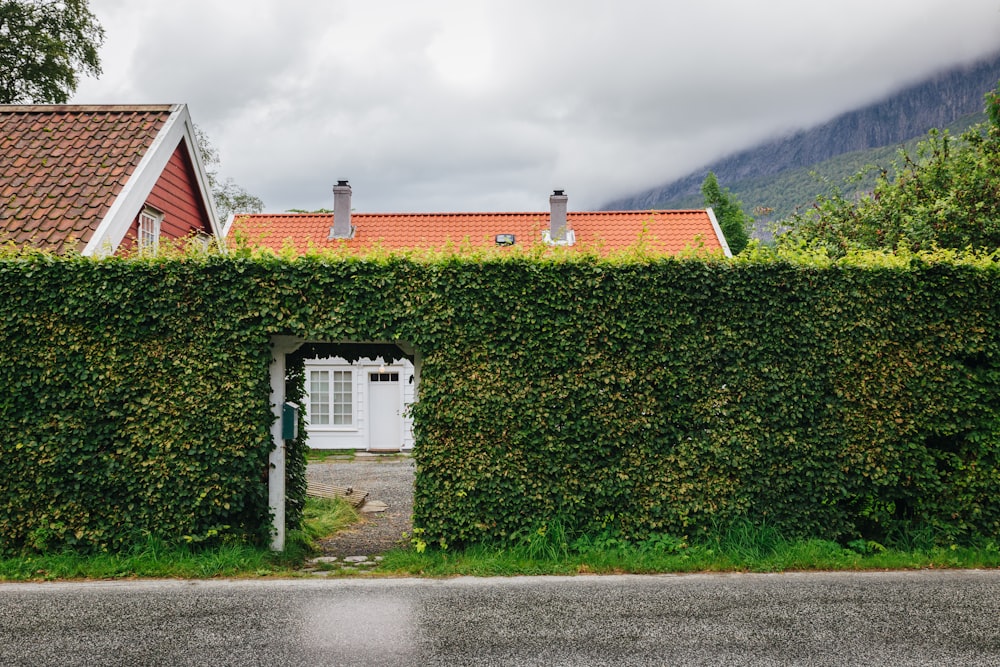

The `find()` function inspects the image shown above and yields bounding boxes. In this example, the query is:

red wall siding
[119,142,212,252]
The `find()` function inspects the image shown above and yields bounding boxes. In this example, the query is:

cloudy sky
[73,0,1000,215]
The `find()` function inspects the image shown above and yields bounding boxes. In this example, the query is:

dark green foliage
[0,0,105,104]
[701,172,751,254]
[1,245,999,555]
[783,82,1000,255]
[408,252,1000,548]
[0,253,276,554]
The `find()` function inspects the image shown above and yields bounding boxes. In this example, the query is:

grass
[377,520,1000,577]
[4,508,999,581]
[305,448,356,463]
[0,496,361,582]
[0,539,286,582]
[297,496,360,544]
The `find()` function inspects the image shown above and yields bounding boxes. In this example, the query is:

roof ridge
[356,211,548,216]
[0,105,176,114]
[589,209,705,214]
[241,210,707,218]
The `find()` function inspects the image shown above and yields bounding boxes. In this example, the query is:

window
[138,208,162,253]
[309,369,353,426]
[369,372,399,382]
[193,232,213,251]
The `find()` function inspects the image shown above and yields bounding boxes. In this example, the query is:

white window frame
[307,367,356,430]
[138,207,162,254]
[194,231,213,251]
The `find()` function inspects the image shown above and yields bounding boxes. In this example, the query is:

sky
[72,0,1000,215]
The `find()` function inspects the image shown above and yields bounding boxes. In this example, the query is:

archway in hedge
[267,336,420,550]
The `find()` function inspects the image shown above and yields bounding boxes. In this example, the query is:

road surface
[2,571,999,666]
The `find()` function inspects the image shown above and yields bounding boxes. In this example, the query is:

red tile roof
[230,209,729,256]
[0,105,176,253]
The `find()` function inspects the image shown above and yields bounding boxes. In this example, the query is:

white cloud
[73,0,1000,213]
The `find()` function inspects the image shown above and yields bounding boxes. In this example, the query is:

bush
[1,244,998,554]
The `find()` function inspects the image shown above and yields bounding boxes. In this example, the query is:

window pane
[138,210,160,253]
[331,370,352,425]
[309,371,329,425]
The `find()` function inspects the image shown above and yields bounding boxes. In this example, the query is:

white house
[304,356,416,452]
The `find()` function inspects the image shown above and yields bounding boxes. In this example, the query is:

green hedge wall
[1,247,999,555]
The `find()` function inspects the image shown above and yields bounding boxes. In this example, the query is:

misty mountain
[603,52,1000,223]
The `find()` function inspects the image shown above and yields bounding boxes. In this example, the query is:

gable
[0,104,221,255]
[0,105,169,253]
[118,144,214,252]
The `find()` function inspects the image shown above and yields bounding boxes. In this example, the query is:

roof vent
[330,180,355,239]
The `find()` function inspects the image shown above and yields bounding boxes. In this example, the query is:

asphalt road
[2,571,999,666]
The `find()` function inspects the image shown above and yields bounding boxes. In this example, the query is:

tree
[194,125,265,221]
[701,171,751,254]
[781,81,1000,256]
[0,0,105,104]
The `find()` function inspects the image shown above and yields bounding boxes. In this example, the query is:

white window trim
[306,366,359,432]
[138,207,162,254]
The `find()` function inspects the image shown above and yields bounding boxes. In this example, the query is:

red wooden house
[0,104,222,255]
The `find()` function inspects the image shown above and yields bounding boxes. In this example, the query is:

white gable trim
[705,207,734,258]
[221,211,239,238]
[83,104,223,256]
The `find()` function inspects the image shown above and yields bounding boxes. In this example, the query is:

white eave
[705,207,734,258]
[82,104,223,256]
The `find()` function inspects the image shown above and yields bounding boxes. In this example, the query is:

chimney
[330,180,353,239]
[549,189,568,241]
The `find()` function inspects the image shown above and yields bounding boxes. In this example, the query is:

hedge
[1,245,998,555]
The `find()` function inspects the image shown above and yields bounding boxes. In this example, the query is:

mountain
[603,52,1000,227]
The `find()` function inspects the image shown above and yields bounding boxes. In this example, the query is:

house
[227,181,731,257]
[0,104,222,255]
[232,183,732,453]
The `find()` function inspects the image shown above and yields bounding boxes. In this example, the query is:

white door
[368,371,401,451]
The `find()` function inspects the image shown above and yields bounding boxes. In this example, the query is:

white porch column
[268,335,304,551]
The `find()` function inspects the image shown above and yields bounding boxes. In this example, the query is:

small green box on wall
[282,402,299,441]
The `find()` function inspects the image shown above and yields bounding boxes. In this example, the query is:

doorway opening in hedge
[267,336,420,550]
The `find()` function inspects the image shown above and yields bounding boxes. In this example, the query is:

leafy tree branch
[0,0,104,104]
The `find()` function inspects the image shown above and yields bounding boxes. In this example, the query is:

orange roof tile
[231,210,729,257]
[0,105,173,253]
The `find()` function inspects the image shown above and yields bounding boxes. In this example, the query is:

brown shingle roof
[0,105,174,253]
[231,209,729,256]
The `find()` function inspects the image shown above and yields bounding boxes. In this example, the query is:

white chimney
[330,180,353,239]
[549,189,568,241]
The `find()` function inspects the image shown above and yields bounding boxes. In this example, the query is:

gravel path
[306,455,415,557]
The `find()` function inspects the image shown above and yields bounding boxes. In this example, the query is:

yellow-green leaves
[2,248,1000,555]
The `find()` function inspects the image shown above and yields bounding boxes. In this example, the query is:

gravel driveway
[306,455,415,557]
